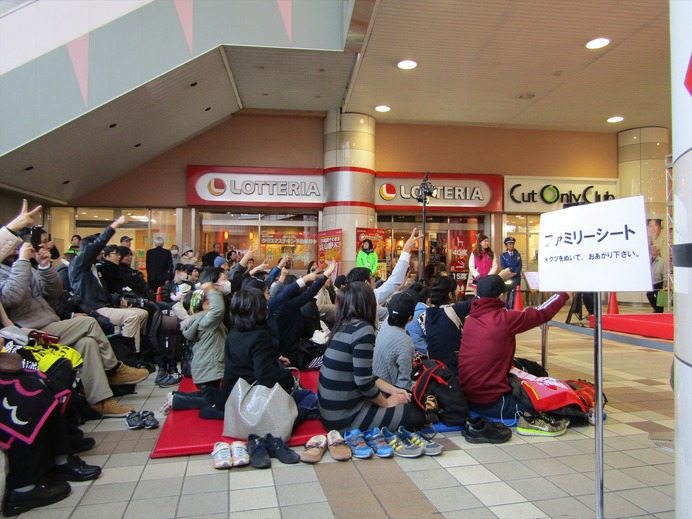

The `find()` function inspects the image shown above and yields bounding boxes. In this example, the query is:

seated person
[0,351,101,516]
[214,288,297,415]
[318,282,425,432]
[68,217,149,354]
[160,263,191,304]
[373,290,417,391]
[416,276,472,371]
[161,283,226,413]
[116,246,153,300]
[458,275,569,419]
[404,283,429,354]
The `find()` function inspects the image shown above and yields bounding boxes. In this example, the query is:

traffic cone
[156,286,163,302]
[607,292,619,314]
[513,286,524,311]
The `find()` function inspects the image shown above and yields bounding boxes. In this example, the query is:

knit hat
[214,256,228,268]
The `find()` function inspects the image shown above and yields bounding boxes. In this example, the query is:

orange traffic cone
[156,286,163,302]
[513,286,524,311]
[607,292,619,314]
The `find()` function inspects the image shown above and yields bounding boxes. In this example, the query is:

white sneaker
[230,441,250,467]
[212,441,232,469]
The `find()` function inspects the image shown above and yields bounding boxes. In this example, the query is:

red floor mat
[589,313,673,341]
[151,371,326,459]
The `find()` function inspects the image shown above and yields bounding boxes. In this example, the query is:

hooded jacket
[458,292,568,404]
[182,290,226,384]
[356,246,378,275]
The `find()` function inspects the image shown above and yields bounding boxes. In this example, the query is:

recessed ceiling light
[586,38,610,50]
[607,116,624,123]
[375,105,391,112]
[397,60,417,70]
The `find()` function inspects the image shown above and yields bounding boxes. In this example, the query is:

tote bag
[223,379,297,440]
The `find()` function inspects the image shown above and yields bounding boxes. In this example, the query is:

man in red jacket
[458,275,569,420]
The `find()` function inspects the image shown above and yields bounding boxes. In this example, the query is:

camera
[121,293,148,309]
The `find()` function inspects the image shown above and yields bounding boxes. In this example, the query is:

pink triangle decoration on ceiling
[174,0,194,54]
[277,0,292,43]
[67,34,90,108]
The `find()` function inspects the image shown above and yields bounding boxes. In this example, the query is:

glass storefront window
[504,213,541,276]
[199,212,318,271]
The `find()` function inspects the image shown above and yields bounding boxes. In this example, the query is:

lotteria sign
[187,166,324,208]
[375,172,503,212]
[504,176,618,213]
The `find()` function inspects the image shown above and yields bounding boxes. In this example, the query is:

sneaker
[343,429,374,459]
[211,441,233,469]
[462,416,512,444]
[230,441,250,467]
[141,410,159,429]
[397,426,444,456]
[265,434,300,464]
[159,392,173,416]
[326,430,352,461]
[108,363,149,385]
[363,428,393,458]
[247,434,271,469]
[125,411,143,430]
[380,427,424,458]
[91,398,134,418]
[157,372,181,388]
[516,412,567,437]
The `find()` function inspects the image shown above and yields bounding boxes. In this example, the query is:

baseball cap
[476,275,512,299]
[120,236,133,243]
[387,291,417,321]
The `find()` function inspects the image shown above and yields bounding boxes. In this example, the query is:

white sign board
[539,196,651,292]
[523,272,540,291]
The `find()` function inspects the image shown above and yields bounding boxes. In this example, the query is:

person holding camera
[69,217,149,354]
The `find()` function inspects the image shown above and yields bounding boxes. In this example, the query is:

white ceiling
[0,0,671,204]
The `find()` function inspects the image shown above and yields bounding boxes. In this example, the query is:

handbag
[656,290,668,307]
[223,378,298,440]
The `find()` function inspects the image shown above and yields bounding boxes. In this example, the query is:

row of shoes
[125,410,159,430]
[344,426,444,459]
[211,434,300,470]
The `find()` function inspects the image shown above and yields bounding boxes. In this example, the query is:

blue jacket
[500,250,522,284]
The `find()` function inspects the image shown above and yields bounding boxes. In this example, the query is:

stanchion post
[594,291,604,519]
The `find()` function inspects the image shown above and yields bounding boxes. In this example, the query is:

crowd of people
[1,200,580,514]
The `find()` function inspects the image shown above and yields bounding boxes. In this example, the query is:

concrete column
[323,110,376,274]
[670,0,692,514]
[617,127,670,304]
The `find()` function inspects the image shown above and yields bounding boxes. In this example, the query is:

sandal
[300,434,328,463]
[327,430,352,461]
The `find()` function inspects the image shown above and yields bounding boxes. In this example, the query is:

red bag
[510,367,586,413]
[564,379,607,410]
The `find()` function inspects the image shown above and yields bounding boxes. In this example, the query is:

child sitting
[160,282,227,414]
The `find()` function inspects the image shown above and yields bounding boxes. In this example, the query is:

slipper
[300,434,328,463]
[327,430,352,461]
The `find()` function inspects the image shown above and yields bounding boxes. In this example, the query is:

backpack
[412,359,469,426]
[565,379,607,411]
[158,312,183,362]
[108,334,138,367]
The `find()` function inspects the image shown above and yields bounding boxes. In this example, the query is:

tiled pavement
[12,307,677,518]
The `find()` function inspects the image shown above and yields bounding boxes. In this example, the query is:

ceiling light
[375,105,391,112]
[586,38,610,50]
[607,116,624,123]
[397,60,417,70]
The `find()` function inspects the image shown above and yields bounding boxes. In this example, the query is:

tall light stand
[416,172,436,282]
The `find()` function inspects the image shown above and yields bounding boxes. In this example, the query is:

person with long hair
[468,234,498,291]
[318,282,425,432]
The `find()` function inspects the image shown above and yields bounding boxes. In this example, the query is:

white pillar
[618,127,670,304]
[323,110,377,273]
[670,1,692,515]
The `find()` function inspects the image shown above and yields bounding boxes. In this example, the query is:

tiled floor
[13,306,677,518]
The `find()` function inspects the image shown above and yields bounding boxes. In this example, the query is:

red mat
[589,313,673,341]
[151,371,327,459]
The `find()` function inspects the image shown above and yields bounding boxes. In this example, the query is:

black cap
[476,275,512,299]
[387,291,417,321]
[120,236,133,243]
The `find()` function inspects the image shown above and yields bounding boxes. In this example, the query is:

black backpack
[412,359,469,426]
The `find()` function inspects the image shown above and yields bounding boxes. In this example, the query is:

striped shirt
[318,320,380,431]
